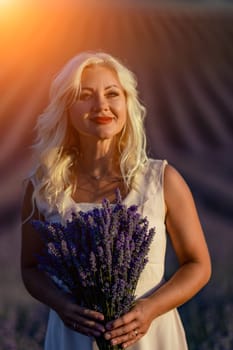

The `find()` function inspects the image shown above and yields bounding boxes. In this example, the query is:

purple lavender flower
[31,189,156,350]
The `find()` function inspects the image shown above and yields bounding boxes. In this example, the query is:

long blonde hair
[29,51,148,216]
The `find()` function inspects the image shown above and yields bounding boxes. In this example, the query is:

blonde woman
[21,51,211,350]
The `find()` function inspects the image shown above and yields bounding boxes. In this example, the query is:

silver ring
[134,329,138,337]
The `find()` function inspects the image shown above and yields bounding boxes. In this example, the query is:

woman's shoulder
[143,158,168,176]
[21,180,38,224]
[21,178,47,224]
[146,158,186,179]
[163,163,189,189]
[162,163,195,211]
[135,158,168,189]
[145,159,191,193]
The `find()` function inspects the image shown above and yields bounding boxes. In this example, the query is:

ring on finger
[134,329,138,337]
[73,322,77,329]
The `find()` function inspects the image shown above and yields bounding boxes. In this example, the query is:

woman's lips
[91,117,113,124]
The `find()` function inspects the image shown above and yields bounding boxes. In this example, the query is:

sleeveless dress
[37,159,188,350]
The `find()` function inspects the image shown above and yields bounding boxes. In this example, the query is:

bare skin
[21,65,211,347]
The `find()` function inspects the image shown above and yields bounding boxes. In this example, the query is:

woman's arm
[21,182,105,337]
[104,164,211,348]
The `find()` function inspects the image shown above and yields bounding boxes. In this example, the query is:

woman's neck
[76,138,120,178]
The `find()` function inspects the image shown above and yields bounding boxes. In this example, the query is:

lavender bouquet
[32,190,155,350]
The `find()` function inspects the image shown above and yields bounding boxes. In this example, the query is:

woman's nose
[92,94,108,112]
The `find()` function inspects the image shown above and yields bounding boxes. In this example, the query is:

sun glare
[0,0,13,5]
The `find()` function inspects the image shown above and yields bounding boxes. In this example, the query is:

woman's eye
[79,93,92,101]
[106,91,119,98]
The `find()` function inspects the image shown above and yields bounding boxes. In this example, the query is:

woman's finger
[70,321,102,337]
[78,315,105,332]
[121,334,140,349]
[75,305,105,321]
[69,312,105,336]
[106,311,135,331]
[105,320,138,342]
[108,328,141,347]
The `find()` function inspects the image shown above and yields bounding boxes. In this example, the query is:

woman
[21,51,211,349]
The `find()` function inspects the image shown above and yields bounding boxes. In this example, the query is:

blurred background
[0,0,233,349]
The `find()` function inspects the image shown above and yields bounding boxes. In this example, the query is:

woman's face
[69,65,127,141]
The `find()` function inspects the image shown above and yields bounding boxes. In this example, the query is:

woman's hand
[104,298,153,348]
[56,298,105,337]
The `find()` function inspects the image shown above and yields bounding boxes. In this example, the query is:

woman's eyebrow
[105,84,120,90]
[80,87,93,91]
[81,84,120,91]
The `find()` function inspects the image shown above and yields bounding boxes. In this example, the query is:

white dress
[37,159,188,350]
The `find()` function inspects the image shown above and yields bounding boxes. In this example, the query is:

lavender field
[0,1,233,349]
